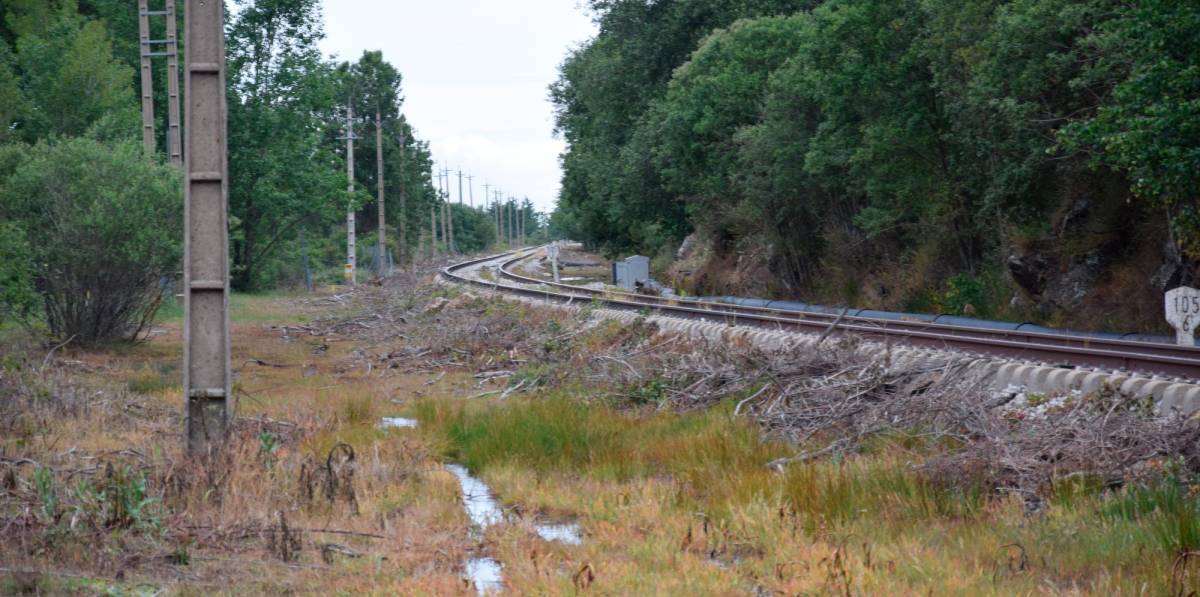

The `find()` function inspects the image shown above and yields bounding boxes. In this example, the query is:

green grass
[154,292,313,325]
[412,394,783,487]
[126,361,179,394]
[410,391,1200,594]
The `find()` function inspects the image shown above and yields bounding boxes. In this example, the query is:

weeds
[33,466,56,525]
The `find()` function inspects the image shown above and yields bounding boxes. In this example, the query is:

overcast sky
[318,1,597,214]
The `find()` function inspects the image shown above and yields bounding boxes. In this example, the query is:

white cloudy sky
[318,1,597,213]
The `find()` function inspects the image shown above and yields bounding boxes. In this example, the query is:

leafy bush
[0,137,182,343]
[0,222,36,326]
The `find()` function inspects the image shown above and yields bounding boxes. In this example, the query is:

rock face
[1007,254,1047,297]
[1046,250,1107,311]
[1008,195,1130,314]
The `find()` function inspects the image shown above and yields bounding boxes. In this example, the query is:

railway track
[443,248,1200,381]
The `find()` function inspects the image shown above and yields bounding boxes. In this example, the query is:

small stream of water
[445,463,583,593]
[383,418,582,594]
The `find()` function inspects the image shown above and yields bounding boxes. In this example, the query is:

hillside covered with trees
[551,0,1200,333]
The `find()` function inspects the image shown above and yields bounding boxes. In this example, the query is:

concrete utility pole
[138,0,155,156]
[506,198,513,246]
[375,109,387,276]
[164,0,181,165]
[137,1,182,163]
[519,200,526,246]
[525,197,532,245]
[435,166,446,252]
[395,132,407,264]
[430,203,438,257]
[457,168,464,206]
[344,105,357,286]
[165,0,181,163]
[183,0,232,453]
[482,182,493,246]
[443,168,456,253]
[467,173,475,208]
[492,190,501,243]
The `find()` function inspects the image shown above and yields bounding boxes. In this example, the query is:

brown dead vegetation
[4,259,1199,593]
[311,274,1200,505]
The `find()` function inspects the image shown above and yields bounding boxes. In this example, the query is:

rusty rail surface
[443,249,1200,380]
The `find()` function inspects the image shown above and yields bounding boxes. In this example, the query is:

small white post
[1166,287,1200,346]
[549,242,561,283]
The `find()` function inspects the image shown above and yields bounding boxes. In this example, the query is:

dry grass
[0,274,479,594]
[5,267,1200,595]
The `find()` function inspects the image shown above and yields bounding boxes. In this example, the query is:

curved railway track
[443,248,1200,381]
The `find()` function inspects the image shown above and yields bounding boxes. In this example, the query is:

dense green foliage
[0,221,35,327]
[0,0,531,342]
[554,0,1200,324]
[0,138,181,343]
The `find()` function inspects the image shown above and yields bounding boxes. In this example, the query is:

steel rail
[442,249,1200,380]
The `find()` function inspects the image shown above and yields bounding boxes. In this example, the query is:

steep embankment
[552,0,1200,335]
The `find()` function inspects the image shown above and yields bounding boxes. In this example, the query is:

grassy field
[407,393,1200,595]
[3,280,1199,594]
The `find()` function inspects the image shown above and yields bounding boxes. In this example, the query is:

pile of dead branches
[589,333,1200,499]
[301,277,1200,500]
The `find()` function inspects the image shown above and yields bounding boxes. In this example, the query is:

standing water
[380,417,419,429]
[445,463,583,594]
[382,419,580,593]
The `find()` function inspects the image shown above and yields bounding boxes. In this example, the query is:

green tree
[0,138,181,343]
[227,0,348,290]
[345,50,404,266]
[1062,0,1200,256]
[0,42,26,144]
[0,222,36,326]
[9,0,134,139]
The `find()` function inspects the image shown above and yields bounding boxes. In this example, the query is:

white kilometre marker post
[1166,286,1200,346]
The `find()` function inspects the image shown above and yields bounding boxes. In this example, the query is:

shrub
[0,222,36,326]
[0,137,182,343]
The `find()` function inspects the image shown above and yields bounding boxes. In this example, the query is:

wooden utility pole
[375,109,387,276]
[183,0,231,453]
[164,0,181,165]
[344,105,357,286]
[138,0,155,156]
